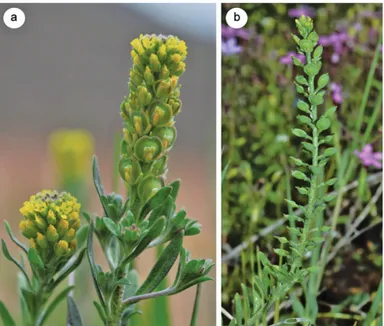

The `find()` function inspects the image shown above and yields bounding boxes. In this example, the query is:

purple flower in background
[280,51,306,65]
[319,31,351,64]
[288,5,316,18]
[222,25,250,40]
[354,144,382,169]
[330,83,343,104]
[222,38,242,56]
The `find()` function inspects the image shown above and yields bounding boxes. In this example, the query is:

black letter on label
[234,12,240,22]
[11,14,17,22]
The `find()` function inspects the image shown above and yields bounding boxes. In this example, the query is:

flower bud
[36,233,48,249]
[134,136,163,163]
[152,126,177,150]
[70,240,77,252]
[157,44,167,63]
[137,176,164,202]
[131,38,145,56]
[170,76,179,90]
[47,210,56,224]
[144,66,155,86]
[168,98,182,116]
[19,220,38,239]
[130,70,143,87]
[71,217,81,230]
[159,65,170,79]
[149,54,161,72]
[119,157,142,185]
[156,79,172,99]
[47,225,59,242]
[174,62,186,77]
[54,240,69,257]
[57,219,69,237]
[63,228,76,242]
[137,86,152,107]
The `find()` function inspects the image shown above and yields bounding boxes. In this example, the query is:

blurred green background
[0,3,215,325]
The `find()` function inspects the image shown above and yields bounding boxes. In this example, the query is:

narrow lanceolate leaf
[136,230,183,295]
[168,179,181,200]
[67,296,83,326]
[2,240,31,286]
[0,301,15,326]
[102,218,120,237]
[139,186,172,220]
[86,223,106,310]
[4,220,28,254]
[28,248,44,269]
[92,155,105,197]
[38,286,75,325]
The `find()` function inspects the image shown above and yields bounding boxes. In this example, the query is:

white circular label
[3,8,25,29]
[225,8,248,29]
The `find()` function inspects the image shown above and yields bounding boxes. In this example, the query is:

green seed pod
[134,136,163,163]
[132,111,150,136]
[150,103,173,127]
[152,126,177,150]
[137,176,164,202]
[152,155,168,175]
[119,157,142,185]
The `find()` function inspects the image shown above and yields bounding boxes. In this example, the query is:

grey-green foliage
[228,16,337,326]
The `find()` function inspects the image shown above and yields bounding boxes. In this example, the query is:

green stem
[190,284,201,326]
[107,266,128,326]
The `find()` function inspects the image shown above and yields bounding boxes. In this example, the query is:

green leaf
[82,212,91,224]
[316,117,331,132]
[136,231,183,295]
[292,170,309,181]
[297,100,310,113]
[317,73,329,90]
[324,194,337,202]
[325,178,337,186]
[304,63,320,76]
[313,45,323,59]
[296,187,309,195]
[303,142,315,153]
[274,248,289,257]
[295,75,308,86]
[323,147,337,157]
[51,248,86,290]
[21,289,36,317]
[93,301,106,324]
[292,128,309,139]
[285,199,299,208]
[324,106,337,117]
[295,83,305,94]
[4,220,28,254]
[290,157,306,167]
[0,301,15,326]
[234,293,243,324]
[139,186,172,220]
[92,155,105,197]
[67,296,83,326]
[309,94,323,105]
[2,240,31,286]
[28,248,44,269]
[76,225,89,249]
[307,31,319,43]
[38,286,75,325]
[297,115,312,125]
[291,56,302,67]
[87,222,106,310]
[275,236,289,244]
[102,218,120,237]
[168,179,181,201]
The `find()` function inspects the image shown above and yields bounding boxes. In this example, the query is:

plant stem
[190,284,202,326]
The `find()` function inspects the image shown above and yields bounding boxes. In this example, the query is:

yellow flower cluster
[119,34,187,202]
[49,129,94,180]
[19,190,81,261]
